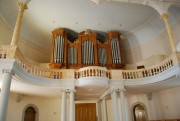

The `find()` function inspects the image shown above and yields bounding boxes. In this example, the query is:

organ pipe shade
[82,40,94,65]
[68,47,77,65]
[53,35,64,63]
[111,38,121,64]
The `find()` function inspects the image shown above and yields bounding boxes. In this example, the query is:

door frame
[75,101,99,121]
[22,104,39,121]
[131,102,148,121]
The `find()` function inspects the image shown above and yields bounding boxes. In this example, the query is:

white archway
[131,102,148,121]
[22,104,39,121]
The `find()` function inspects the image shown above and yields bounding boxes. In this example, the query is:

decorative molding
[0,59,15,73]
[147,92,152,100]
[125,12,158,36]
[12,61,75,88]
[76,76,109,87]
[109,79,125,91]
[16,94,24,103]
[99,88,110,100]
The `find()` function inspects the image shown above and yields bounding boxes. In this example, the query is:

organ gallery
[49,28,124,69]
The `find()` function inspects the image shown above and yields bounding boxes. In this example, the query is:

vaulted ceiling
[0,0,180,63]
[0,0,157,48]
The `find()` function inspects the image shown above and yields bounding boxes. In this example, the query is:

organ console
[49,28,124,69]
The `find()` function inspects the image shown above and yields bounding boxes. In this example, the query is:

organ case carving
[49,29,124,69]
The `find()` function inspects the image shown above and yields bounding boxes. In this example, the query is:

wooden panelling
[75,103,96,121]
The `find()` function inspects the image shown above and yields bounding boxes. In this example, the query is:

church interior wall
[0,16,50,63]
[6,93,65,121]
[124,9,180,65]
[5,85,180,121]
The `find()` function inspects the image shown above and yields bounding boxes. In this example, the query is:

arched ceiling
[0,0,157,50]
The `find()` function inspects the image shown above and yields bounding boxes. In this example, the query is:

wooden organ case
[49,29,124,69]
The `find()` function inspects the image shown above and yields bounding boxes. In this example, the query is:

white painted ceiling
[0,0,157,50]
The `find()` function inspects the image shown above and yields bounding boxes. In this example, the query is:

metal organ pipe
[74,47,77,64]
[86,41,87,64]
[53,37,57,63]
[56,36,59,63]
[57,36,60,63]
[86,41,89,64]
[89,41,91,65]
[91,43,94,64]
[113,39,116,64]
[116,39,121,64]
[88,41,91,64]
[83,41,86,64]
[114,38,118,64]
[71,47,73,64]
[111,39,115,64]
[88,41,90,64]
[68,47,70,65]
[59,35,61,63]
[62,36,64,63]
[102,48,106,65]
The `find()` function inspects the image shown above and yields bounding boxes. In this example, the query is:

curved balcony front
[0,45,180,90]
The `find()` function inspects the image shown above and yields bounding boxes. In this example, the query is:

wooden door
[24,107,36,121]
[75,103,96,121]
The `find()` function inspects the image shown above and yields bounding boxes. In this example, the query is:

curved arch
[131,102,148,121]
[22,104,39,121]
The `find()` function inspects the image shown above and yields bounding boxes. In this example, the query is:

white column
[102,98,107,121]
[111,90,120,121]
[61,91,67,121]
[97,100,102,121]
[161,13,177,53]
[11,2,27,46]
[119,90,128,121]
[0,70,12,121]
[69,90,74,121]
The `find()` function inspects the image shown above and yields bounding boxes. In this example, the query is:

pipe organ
[49,28,124,69]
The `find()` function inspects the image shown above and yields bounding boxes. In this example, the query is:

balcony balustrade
[0,45,179,80]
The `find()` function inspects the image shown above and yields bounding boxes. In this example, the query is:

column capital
[61,89,76,93]
[160,13,169,20]
[18,2,28,10]
[110,88,125,93]
[146,0,173,15]
[2,69,12,74]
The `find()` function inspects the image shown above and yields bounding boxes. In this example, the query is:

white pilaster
[111,90,120,121]
[61,91,67,121]
[69,90,74,121]
[119,90,128,121]
[102,98,107,121]
[0,70,12,121]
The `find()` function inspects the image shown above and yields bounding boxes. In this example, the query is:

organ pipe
[53,37,57,63]
[50,29,123,69]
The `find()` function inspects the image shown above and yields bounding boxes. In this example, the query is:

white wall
[125,93,156,121]
[124,6,180,64]
[6,93,69,121]
[152,86,180,119]
[124,86,180,121]
[6,86,180,121]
